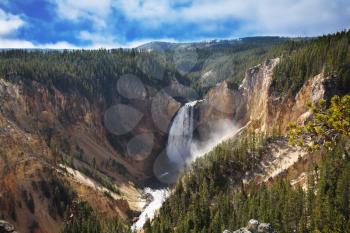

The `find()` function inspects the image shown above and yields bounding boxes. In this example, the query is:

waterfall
[132,101,200,232]
[166,100,199,168]
[133,100,238,231]
[154,99,237,184]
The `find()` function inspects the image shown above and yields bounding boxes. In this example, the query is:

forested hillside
[156,37,292,92]
[0,49,187,101]
[144,95,350,233]
[61,201,131,233]
[271,30,350,95]
[4,32,345,100]
[0,36,286,100]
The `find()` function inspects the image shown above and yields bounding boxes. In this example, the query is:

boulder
[0,220,15,232]
[228,220,275,233]
[246,219,259,232]
[258,223,273,233]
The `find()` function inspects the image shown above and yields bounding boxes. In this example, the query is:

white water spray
[191,119,239,160]
[166,100,239,167]
[131,188,169,232]
[166,100,199,167]
[133,100,240,231]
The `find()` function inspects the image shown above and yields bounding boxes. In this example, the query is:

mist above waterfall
[154,100,238,184]
[190,119,238,160]
[166,103,238,167]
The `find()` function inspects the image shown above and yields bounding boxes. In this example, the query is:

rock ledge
[223,219,275,233]
[0,220,18,233]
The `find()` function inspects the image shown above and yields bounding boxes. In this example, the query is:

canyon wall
[196,58,334,136]
[0,76,182,232]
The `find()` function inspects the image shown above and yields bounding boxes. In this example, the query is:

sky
[0,0,349,49]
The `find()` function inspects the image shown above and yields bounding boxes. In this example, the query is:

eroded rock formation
[196,58,334,136]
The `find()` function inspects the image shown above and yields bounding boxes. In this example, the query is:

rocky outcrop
[193,58,328,193]
[244,60,334,134]
[240,59,279,131]
[242,137,307,185]
[0,220,17,233]
[195,59,278,138]
[197,58,333,136]
[269,73,337,134]
[223,219,275,233]
[195,81,245,141]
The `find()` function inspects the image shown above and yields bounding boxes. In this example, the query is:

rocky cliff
[186,58,332,193]
[196,58,334,136]
[0,76,183,233]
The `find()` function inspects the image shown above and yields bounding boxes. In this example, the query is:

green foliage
[288,95,350,151]
[49,175,76,218]
[0,32,347,100]
[34,173,76,218]
[0,49,186,101]
[0,36,332,99]
[80,165,119,194]
[145,132,269,233]
[146,138,350,233]
[103,157,128,176]
[272,30,350,96]
[61,201,130,233]
[184,37,290,91]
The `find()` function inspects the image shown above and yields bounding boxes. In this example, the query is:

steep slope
[0,78,141,233]
[0,50,187,233]
[143,31,350,233]
[190,55,333,193]
[194,58,331,143]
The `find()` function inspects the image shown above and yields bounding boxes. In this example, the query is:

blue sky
[0,0,349,48]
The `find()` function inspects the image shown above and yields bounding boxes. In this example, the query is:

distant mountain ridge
[137,36,294,51]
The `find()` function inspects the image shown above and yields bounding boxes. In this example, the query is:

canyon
[0,35,342,233]
[134,56,334,231]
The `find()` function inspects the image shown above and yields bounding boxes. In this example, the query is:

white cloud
[113,0,175,26]
[1,0,350,49]
[124,38,178,48]
[78,30,122,48]
[46,0,350,49]
[0,38,34,48]
[78,30,178,48]
[245,0,350,36]
[112,0,350,36]
[51,0,112,28]
[79,30,115,44]
[40,41,79,49]
[53,0,347,39]
[0,9,33,48]
[0,8,79,49]
[0,9,25,36]
[0,38,79,49]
